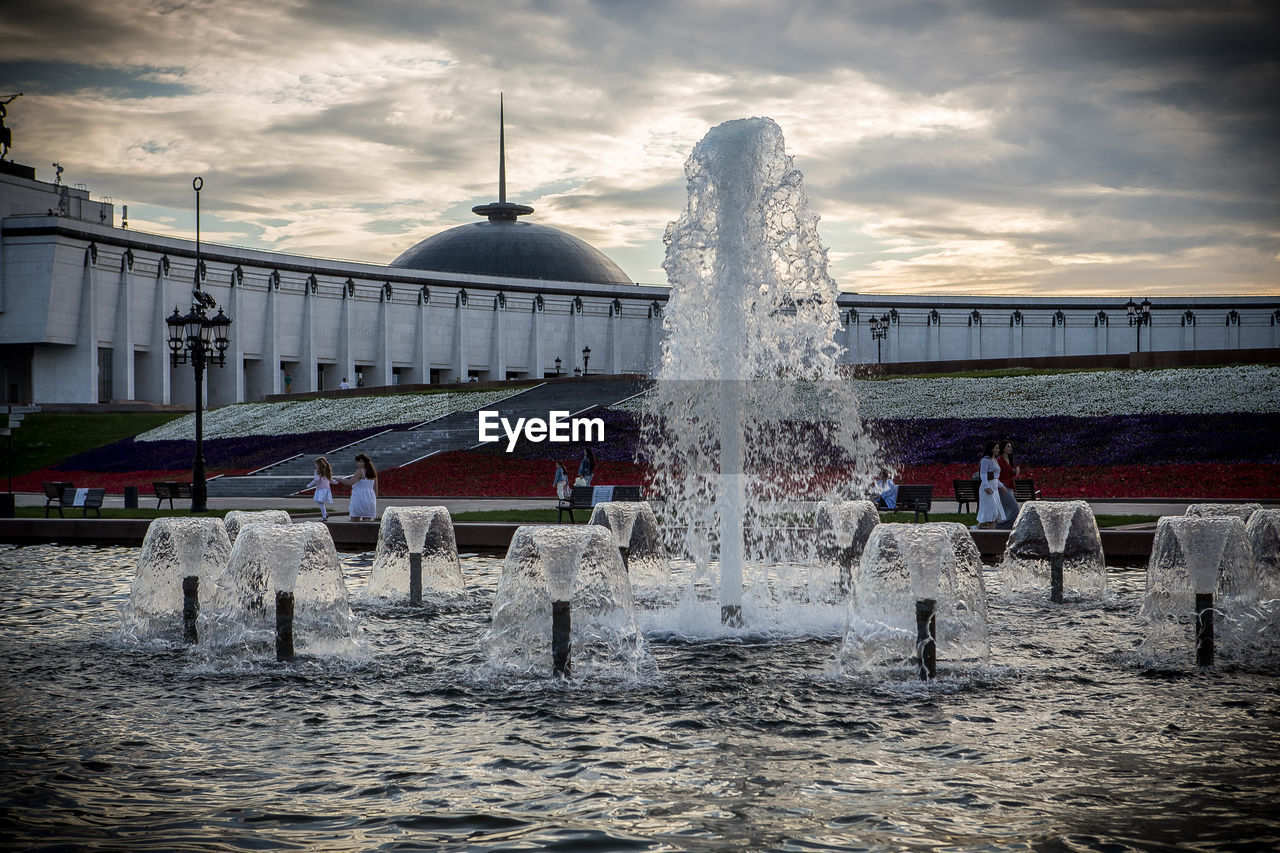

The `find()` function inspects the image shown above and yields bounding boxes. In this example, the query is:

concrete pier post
[552,599,571,677]
[916,598,937,680]
[276,590,295,663]
[182,575,199,644]
[409,552,423,606]
[1195,592,1215,667]
[1050,553,1064,604]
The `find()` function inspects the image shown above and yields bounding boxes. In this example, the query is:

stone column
[338,278,355,390]
[113,249,136,401]
[530,294,545,378]
[492,291,507,380]
[609,298,622,374]
[416,286,431,384]
[79,244,100,403]
[148,255,173,404]
[228,266,245,403]
[570,296,582,372]
[454,289,470,381]
[264,270,282,395]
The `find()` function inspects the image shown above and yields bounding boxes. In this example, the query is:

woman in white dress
[976,440,1005,529]
[342,453,378,521]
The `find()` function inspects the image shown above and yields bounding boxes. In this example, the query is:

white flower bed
[137,387,526,442]
[850,365,1280,418]
[613,366,1280,418]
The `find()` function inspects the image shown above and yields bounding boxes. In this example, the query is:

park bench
[153,481,194,509]
[558,484,644,523]
[60,487,106,518]
[43,481,75,517]
[1015,479,1042,502]
[879,484,933,523]
[953,479,979,514]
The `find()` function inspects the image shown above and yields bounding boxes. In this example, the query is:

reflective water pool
[1,545,1277,851]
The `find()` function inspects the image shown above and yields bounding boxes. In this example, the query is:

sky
[1,0,1277,296]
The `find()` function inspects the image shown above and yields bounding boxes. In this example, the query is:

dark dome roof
[391,219,634,286]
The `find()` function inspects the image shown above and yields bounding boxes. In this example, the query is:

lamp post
[554,356,562,377]
[869,313,888,364]
[582,345,591,375]
[166,177,232,513]
[1126,297,1152,352]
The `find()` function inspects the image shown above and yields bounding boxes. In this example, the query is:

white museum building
[1,161,1277,406]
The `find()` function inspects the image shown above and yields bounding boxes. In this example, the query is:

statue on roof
[0,93,23,161]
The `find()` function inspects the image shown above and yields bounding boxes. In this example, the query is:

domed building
[391,105,633,287]
[392,201,634,287]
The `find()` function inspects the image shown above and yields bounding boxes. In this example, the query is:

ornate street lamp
[554,356,562,377]
[166,177,232,513]
[582,345,591,375]
[1126,297,1152,352]
[869,313,888,364]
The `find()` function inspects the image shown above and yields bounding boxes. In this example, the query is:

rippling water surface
[1,544,1277,851]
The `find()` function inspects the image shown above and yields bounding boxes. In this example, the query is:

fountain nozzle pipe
[916,598,937,680]
[408,552,423,607]
[721,604,744,628]
[1195,592,1215,667]
[276,590,295,663]
[182,575,199,644]
[1050,553,1064,604]
[552,599,571,678]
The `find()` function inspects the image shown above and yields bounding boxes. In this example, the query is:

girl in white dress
[305,456,335,520]
[976,440,1005,529]
[342,453,378,521]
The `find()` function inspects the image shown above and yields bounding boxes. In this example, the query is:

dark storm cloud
[0,0,1275,292]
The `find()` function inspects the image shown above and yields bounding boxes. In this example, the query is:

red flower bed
[378,451,1280,500]
[13,468,251,494]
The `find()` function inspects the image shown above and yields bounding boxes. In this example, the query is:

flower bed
[136,387,524,442]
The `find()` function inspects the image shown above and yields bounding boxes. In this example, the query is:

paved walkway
[15,491,1240,524]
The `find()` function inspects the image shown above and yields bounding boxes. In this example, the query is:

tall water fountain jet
[202,522,360,660]
[1141,516,1260,667]
[364,506,464,605]
[123,518,232,640]
[224,509,291,543]
[588,501,671,598]
[837,523,989,678]
[813,500,880,597]
[1001,501,1105,602]
[645,117,879,628]
[1245,509,1280,597]
[485,526,651,680]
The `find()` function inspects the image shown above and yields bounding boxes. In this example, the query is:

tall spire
[499,92,506,204]
[473,93,533,221]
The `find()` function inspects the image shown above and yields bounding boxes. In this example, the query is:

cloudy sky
[2,0,1277,296]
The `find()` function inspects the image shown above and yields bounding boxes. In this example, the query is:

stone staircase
[206,378,649,498]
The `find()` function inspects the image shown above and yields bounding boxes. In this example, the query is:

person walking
[339,377,351,390]
[284,371,293,394]
[305,456,335,521]
[976,440,1005,529]
[576,447,596,487]
[553,461,570,501]
[341,453,378,521]
[996,439,1020,528]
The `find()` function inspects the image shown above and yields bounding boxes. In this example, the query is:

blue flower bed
[54,424,411,472]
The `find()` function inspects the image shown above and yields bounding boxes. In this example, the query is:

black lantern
[166,177,232,513]
[1126,297,1152,353]
[582,346,591,375]
[554,356,562,377]
[869,313,888,363]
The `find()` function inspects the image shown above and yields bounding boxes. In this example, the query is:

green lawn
[18,506,318,520]
[10,413,185,475]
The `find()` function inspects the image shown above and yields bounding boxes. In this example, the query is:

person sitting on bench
[873,469,898,510]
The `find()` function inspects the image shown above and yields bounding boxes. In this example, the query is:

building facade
[1,168,1277,405]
